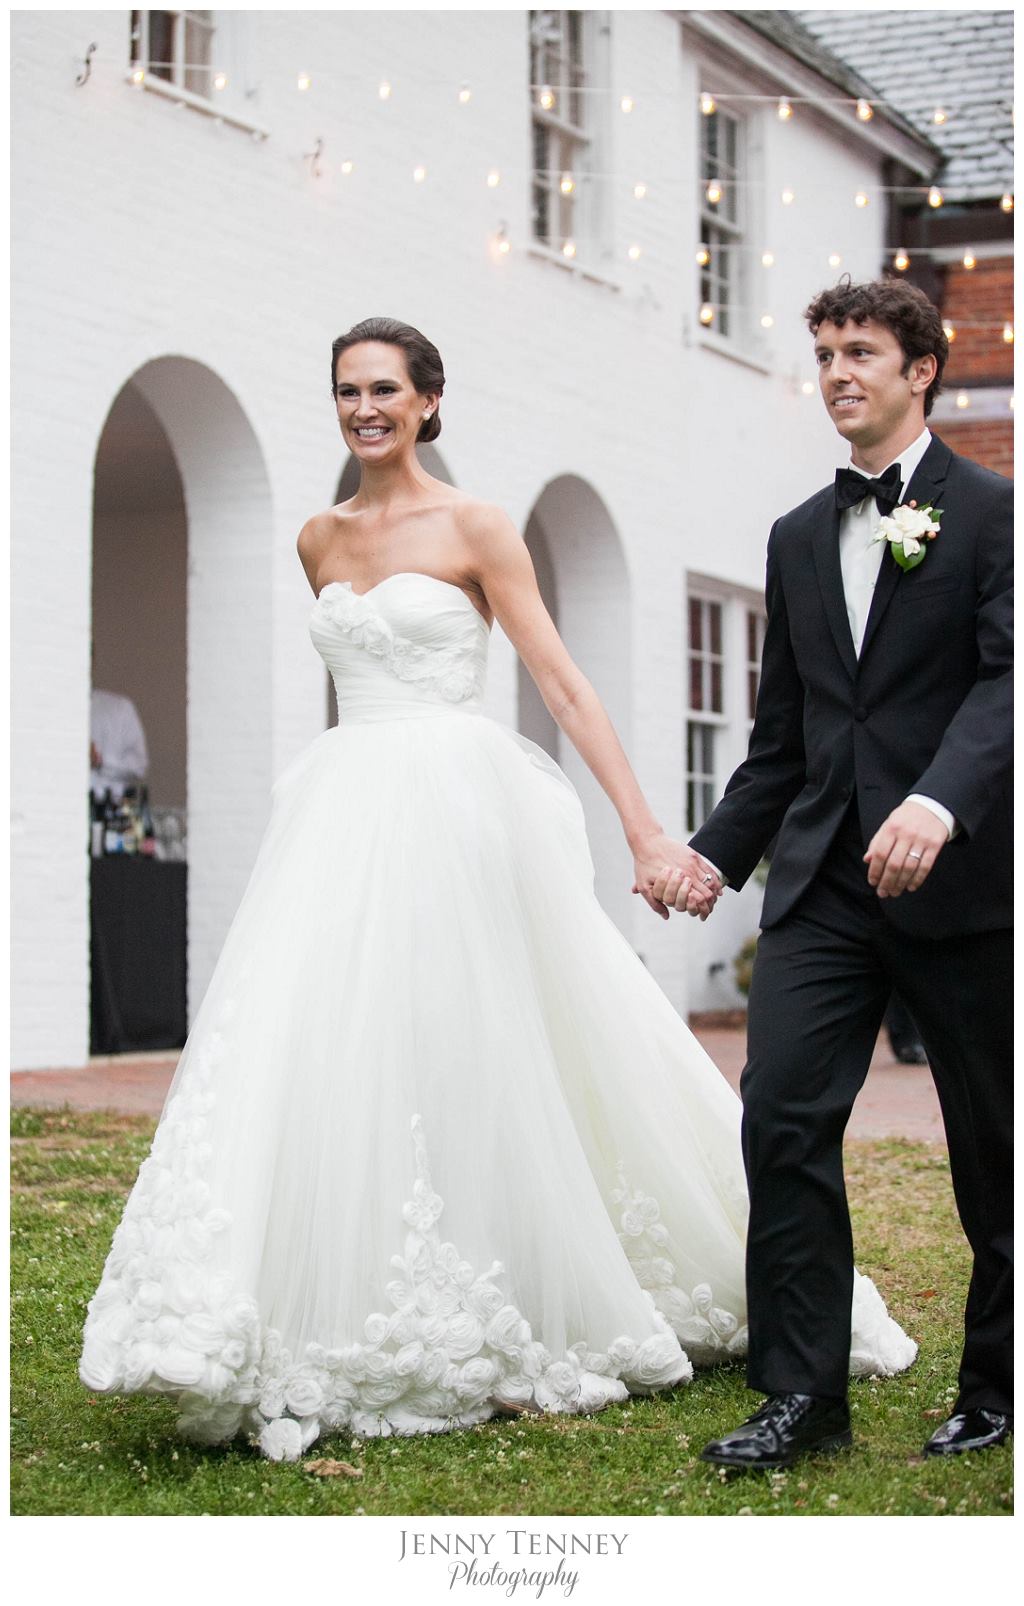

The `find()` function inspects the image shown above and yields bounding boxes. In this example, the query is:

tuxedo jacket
[691,435,1012,940]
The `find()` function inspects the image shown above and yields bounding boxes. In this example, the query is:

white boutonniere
[872,500,942,572]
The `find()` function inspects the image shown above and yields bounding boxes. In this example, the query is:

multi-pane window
[699,106,743,339]
[746,607,766,722]
[529,10,591,253]
[131,10,216,99]
[686,595,725,832]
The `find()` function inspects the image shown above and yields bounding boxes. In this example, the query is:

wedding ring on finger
[907,850,923,860]
[701,873,714,885]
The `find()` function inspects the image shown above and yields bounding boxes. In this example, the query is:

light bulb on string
[486,168,501,188]
[538,84,555,111]
[801,380,816,395]
[633,181,647,200]
[378,80,392,101]
[700,92,715,116]
[1003,323,1015,344]
[297,72,311,92]
[856,98,873,122]
[828,253,842,268]
[760,313,775,329]
[706,180,722,205]
[932,107,947,125]
[340,159,354,175]
[213,71,227,91]
[562,239,577,259]
[1000,193,1014,212]
[559,173,575,196]
[131,67,145,85]
[962,251,976,270]
[627,244,642,262]
[894,248,910,271]
[458,83,472,104]
[955,391,970,409]
[412,165,427,183]
[761,251,775,267]
[494,224,511,257]
[854,190,869,208]
[942,321,956,342]
[699,302,715,326]
[928,186,944,208]
[696,247,710,266]
[777,98,793,121]
[620,95,634,114]
[781,188,794,205]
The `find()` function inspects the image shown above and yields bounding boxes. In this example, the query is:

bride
[80,317,915,1462]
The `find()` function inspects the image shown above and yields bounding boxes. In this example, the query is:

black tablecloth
[90,858,188,1054]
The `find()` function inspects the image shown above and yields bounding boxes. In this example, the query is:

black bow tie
[835,462,902,515]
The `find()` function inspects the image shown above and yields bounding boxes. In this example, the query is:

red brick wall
[938,418,1013,478]
[942,256,1014,386]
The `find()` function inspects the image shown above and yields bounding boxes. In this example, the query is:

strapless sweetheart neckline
[316,572,490,627]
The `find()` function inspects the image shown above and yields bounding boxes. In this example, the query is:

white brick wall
[11,9,913,1068]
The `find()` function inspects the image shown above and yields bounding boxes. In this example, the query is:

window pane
[748,667,759,721]
[689,657,704,711]
[709,601,722,656]
[149,10,174,81]
[710,659,723,713]
[689,596,702,650]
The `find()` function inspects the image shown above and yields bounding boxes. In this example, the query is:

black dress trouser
[741,807,1012,1414]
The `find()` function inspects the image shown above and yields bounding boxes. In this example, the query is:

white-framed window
[698,103,744,341]
[529,10,603,260]
[131,10,216,99]
[685,581,766,832]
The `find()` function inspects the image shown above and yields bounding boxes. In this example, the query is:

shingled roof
[797,8,1013,198]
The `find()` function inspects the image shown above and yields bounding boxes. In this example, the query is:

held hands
[631,835,722,921]
[864,801,949,898]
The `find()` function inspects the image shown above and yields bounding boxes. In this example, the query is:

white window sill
[125,72,270,139]
[527,243,622,293]
[697,329,771,375]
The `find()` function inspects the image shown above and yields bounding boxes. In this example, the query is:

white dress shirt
[90,689,149,801]
[694,426,955,883]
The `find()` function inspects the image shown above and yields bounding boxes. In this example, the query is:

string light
[854,190,869,208]
[495,224,511,256]
[538,84,555,111]
[706,180,722,205]
[828,252,842,268]
[760,313,775,328]
[962,251,976,270]
[943,321,956,342]
[955,391,970,409]
[458,82,472,104]
[928,186,944,208]
[696,247,710,266]
[777,97,793,121]
[378,80,392,100]
[297,72,311,92]
[562,239,577,259]
[1000,193,1014,212]
[856,98,873,122]
[932,107,947,125]
[486,168,501,188]
[894,248,910,271]
[213,71,227,91]
[412,164,427,183]
[801,380,816,395]
[559,173,575,195]
[131,67,145,85]
[633,181,647,200]
[627,243,642,261]
[340,159,354,175]
[781,188,794,206]
[761,251,775,267]
[1003,323,1015,344]
[620,95,634,114]
[699,302,715,326]
[700,92,715,116]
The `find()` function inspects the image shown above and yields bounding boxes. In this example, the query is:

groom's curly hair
[804,276,949,416]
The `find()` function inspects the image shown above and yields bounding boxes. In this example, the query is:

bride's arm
[465,504,720,920]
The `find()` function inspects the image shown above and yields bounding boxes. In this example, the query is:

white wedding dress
[80,572,916,1461]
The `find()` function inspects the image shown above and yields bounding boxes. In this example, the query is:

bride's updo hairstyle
[331,317,445,443]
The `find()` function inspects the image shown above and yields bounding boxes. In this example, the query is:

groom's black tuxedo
[691,433,1013,1417]
[692,435,1012,935]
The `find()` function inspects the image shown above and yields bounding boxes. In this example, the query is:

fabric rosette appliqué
[316,582,484,704]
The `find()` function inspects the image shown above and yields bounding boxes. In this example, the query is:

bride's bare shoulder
[451,493,519,545]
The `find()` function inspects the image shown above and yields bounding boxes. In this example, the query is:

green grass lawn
[10,1106,1013,1517]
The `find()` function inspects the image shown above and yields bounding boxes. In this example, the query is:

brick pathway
[10,1027,944,1142]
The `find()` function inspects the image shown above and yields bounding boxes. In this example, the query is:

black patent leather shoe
[700,1393,852,1470]
[922,1408,1011,1457]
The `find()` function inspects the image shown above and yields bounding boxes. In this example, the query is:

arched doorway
[519,476,634,937]
[325,443,457,726]
[90,357,273,1036]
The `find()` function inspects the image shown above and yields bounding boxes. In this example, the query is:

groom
[667,277,1012,1468]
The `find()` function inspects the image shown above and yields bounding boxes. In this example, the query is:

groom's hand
[864,801,949,898]
[632,840,720,921]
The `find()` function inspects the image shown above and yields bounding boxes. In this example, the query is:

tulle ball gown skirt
[80,574,915,1461]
